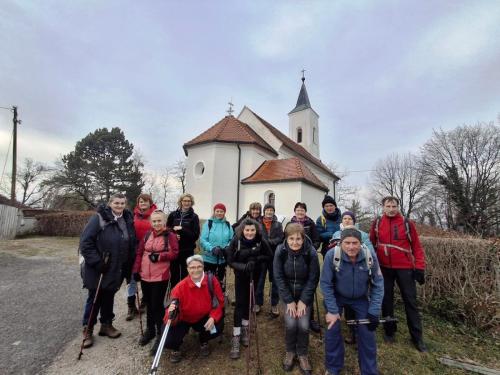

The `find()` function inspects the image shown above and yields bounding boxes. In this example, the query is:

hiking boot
[270,305,280,318]
[282,352,295,372]
[200,342,210,357]
[241,326,250,346]
[98,323,121,338]
[230,335,240,359]
[253,305,261,314]
[309,319,321,333]
[413,340,428,352]
[170,350,182,363]
[82,326,94,348]
[138,327,156,346]
[150,335,162,356]
[298,355,312,375]
[126,304,138,321]
[383,333,395,344]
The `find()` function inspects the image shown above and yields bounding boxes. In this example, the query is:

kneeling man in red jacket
[163,254,224,363]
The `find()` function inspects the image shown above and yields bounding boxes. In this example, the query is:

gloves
[97,255,110,274]
[168,299,180,320]
[149,253,160,263]
[413,269,425,285]
[245,261,255,274]
[133,272,141,282]
[366,313,379,331]
[212,246,223,257]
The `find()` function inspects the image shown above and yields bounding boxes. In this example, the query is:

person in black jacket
[255,203,284,317]
[226,218,272,360]
[274,223,320,375]
[232,202,263,230]
[167,193,200,287]
[289,201,321,333]
[80,193,136,349]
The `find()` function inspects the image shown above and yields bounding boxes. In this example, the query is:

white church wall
[239,145,275,180]
[288,108,320,158]
[299,183,327,221]
[238,108,282,151]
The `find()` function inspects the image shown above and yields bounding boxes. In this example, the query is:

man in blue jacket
[320,228,384,375]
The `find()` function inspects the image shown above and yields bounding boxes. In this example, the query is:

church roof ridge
[183,115,277,156]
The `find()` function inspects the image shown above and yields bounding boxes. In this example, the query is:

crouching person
[162,255,224,363]
[321,228,384,375]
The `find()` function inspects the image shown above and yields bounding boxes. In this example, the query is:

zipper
[293,255,297,298]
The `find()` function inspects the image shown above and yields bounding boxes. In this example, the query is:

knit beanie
[263,203,275,212]
[342,211,356,224]
[322,195,337,208]
[213,203,226,213]
[341,228,362,242]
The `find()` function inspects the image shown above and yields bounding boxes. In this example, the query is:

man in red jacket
[369,196,427,352]
[162,255,224,363]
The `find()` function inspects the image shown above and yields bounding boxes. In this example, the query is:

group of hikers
[78,192,426,375]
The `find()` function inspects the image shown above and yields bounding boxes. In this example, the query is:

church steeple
[288,72,320,158]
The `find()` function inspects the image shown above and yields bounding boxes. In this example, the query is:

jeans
[255,261,279,307]
[127,278,137,298]
[164,315,221,350]
[381,268,422,343]
[284,305,311,355]
[82,288,116,326]
[324,296,378,375]
[142,280,169,334]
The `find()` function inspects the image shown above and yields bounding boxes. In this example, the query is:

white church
[183,77,340,223]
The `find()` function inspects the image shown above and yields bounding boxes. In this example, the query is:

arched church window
[297,127,302,143]
[313,127,317,145]
[268,192,275,206]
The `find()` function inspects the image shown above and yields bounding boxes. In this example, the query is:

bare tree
[172,159,186,194]
[421,123,500,236]
[370,152,426,218]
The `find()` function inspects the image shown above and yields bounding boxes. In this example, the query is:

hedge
[37,211,95,236]
[420,236,499,331]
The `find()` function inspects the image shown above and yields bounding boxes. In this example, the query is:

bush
[37,211,95,236]
[420,236,499,331]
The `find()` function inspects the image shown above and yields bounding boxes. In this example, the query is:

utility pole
[11,106,19,202]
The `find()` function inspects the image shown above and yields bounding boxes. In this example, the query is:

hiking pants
[204,262,226,291]
[164,315,221,350]
[284,305,311,355]
[233,271,259,327]
[381,267,422,343]
[141,280,169,334]
[255,260,279,307]
[324,296,378,375]
[126,278,137,298]
[169,249,193,287]
[82,288,116,326]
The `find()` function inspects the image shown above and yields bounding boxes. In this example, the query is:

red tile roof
[241,158,329,192]
[247,109,339,180]
[183,116,277,156]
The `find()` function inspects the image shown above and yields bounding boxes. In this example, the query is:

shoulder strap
[374,216,381,245]
[225,221,231,230]
[208,219,213,231]
[144,230,152,243]
[333,246,342,272]
[404,216,413,250]
[321,215,326,228]
[362,244,373,277]
[207,272,218,308]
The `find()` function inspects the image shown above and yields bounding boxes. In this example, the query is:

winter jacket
[132,229,179,282]
[133,204,158,243]
[165,272,225,324]
[80,204,136,291]
[261,215,284,254]
[226,235,273,278]
[332,228,375,254]
[273,238,320,306]
[200,217,234,265]
[369,213,425,270]
[167,208,200,257]
[232,212,263,231]
[316,208,342,254]
[320,246,384,317]
[290,216,321,250]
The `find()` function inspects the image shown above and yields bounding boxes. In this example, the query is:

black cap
[341,228,362,242]
[322,195,337,208]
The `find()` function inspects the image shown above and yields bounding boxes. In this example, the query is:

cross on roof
[301,69,306,82]
[227,100,234,116]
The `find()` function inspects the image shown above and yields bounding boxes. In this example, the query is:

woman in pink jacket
[132,210,179,354]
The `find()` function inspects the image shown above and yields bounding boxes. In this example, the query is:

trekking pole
[246,279,252,375]
[314,290,323,341]
[149,301,178,375]
[346,317,399,325]
[77,252,109,360]
[250,279,262,375]
[135,289,144,336]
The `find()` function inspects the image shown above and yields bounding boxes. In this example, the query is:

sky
[0,0,499,195]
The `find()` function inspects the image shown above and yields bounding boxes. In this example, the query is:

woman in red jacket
[132,210,179,355]
[126,194,158,321]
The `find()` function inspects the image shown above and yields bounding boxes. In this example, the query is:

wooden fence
[0,204,19,240]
